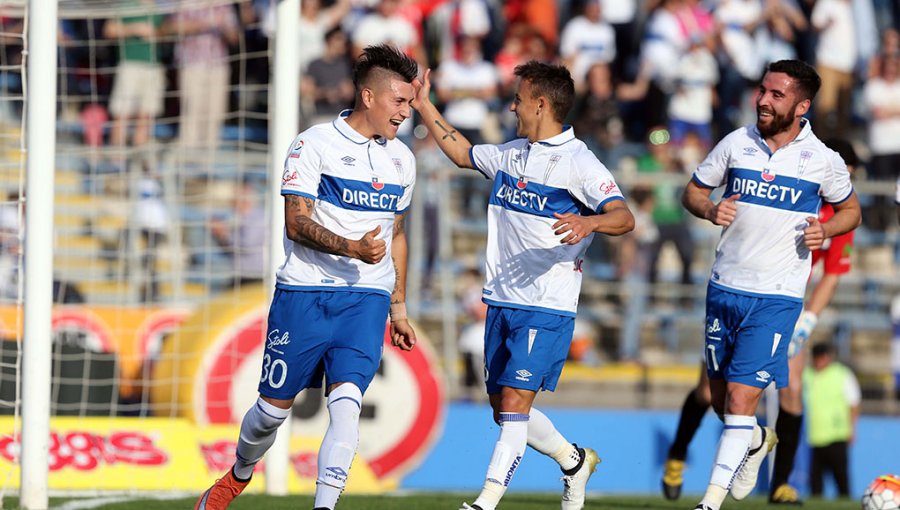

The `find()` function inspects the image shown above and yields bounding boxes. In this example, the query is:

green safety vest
[803,363,855,447]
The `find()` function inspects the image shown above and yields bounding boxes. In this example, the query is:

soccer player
[660,138,860,505]
[411,61,635,510]
[195,44,419,510]
[681,59,861,510]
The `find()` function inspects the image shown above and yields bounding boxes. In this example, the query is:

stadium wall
[403,403,900,499]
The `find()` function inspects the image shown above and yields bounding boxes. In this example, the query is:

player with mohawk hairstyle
[196,44,419,510]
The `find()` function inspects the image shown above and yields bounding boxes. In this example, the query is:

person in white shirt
[683,59,861,510]
[560,0,616,92]
[811,0,857,138]
[863,54,900,231]
[196,44,418,510]
[413,60,634,510]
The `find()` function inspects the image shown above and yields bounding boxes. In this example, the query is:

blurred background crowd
[0,0,898,408]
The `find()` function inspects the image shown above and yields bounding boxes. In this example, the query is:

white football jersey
[278,111,416,296]
[693,120,853,300]
[470,127,625,316]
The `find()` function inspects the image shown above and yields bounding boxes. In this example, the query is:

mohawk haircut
[352,44,418,89]
[514,61,575,123]
[766,60,821,101]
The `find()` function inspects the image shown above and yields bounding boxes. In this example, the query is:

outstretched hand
[708,194,741,226]
[411,68,432,110]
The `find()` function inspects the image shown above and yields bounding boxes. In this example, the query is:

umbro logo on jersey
[755,370,771,383]
[515,369,532,382]
[341,156,356,165]
[372,177,384,190]
[742,146,758,156]
[761,168,775,182]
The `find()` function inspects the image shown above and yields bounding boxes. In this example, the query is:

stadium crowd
[0,0,898,357]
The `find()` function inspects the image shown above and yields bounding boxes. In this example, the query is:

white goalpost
[21,0,57,507]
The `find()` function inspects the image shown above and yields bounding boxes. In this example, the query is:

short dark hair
[765,59,821,101]
[352,44,418,90]
[514,61,575,123]
[811,341,834,359]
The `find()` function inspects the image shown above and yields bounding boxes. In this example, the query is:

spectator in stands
[135,160,168,302]
[863,54,900,232]
[559,0,616,93]
[425,0,492,67]
[803,341,860,499]
[412,128,452,294]
[570,63,626,168]
[713,0,766,138]
[868,27,899,78]
[811,0,857,139]
[352,0,421,63]
[298,0,351,74]
[503,0,559,50]
[599,0,638,81]
[302,27,355,127]
[209,181,266,290]
[637,127,694,294]
[667,34,717,149]
[103,1,165,147]
[167,3,240,149]
[435,35,499,146]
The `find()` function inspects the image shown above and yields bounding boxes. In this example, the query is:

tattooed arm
[389,212,416,350]
[284,194,386,264]
[410,69,475,169]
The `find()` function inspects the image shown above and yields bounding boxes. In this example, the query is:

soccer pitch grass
[18,493,863,509]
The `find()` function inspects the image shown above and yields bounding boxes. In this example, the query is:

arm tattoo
[435,120,458,141]
[286,195,351,256]
[393,214,405,238]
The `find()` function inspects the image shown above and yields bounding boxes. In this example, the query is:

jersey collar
[533,125,575,147]
[749,117,813,147]
[332,109,370,145]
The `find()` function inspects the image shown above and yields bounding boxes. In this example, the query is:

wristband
[390,302,407,322]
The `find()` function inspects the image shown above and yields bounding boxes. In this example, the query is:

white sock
[473,412,529,510]
[707,415,756,495]
[314,383,362,510]
[233,397,290,480]
[527,407,579,472]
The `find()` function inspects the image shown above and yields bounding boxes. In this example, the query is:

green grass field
[7,493,863,509]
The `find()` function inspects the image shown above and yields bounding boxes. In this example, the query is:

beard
[756,107,795,138]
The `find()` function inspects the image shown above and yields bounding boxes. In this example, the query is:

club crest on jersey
[516,177,527,189]
[392,158,403,173]
[798,150,813,179]
[761,168,775,182]
[371,177,384,190]
[289,139,304,158]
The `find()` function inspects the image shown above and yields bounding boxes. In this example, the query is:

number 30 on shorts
[260,353,288,389]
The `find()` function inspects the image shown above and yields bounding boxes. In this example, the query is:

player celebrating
[660,138,860,504]
[412,61,634,510]
[682,60,861,510]
[195,44,418,510]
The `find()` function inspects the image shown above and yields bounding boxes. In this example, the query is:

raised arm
[411,69,475,169]
[283,194,386,264]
